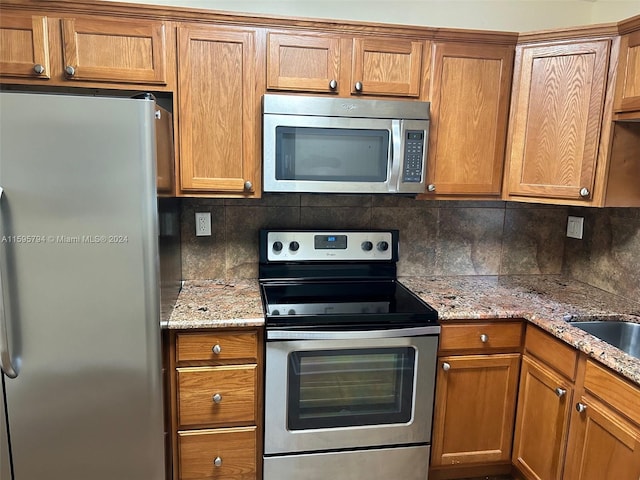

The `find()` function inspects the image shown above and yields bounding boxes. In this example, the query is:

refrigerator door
[0,93,165,480]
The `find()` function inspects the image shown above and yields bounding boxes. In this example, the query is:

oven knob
[377,241,389,252]
[289,241,300,252]
[273,241,283,252]
[361,241,373,251]
[288,309,296,315]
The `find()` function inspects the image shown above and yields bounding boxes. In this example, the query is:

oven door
[264,328,439,455]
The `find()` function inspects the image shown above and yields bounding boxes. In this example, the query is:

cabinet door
[267,31,340,93]
[614,30,640,113]
[505,40,610,201]
[61,16,167,84]
[351,37,423,97]
[177,25,258,195]
[431,353,520,466]
[0,13,50,79]
[512,355,573,480]
[425,42,513,196]
[564,396,640,480]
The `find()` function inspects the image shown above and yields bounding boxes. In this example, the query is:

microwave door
[263,115,394,193]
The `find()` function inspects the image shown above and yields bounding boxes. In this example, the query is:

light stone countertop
[167,275,640,386]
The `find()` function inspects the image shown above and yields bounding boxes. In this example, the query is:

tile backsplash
[181,195,569,280]
[563,207,640,300]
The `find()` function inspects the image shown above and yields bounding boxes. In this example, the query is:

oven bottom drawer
[263,444,430,480]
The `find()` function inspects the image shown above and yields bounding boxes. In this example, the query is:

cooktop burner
[259,229,438,330]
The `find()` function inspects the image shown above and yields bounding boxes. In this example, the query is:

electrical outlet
[567,216,584,239]
[195,212,211,236]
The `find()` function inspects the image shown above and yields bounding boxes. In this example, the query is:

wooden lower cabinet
[563,359,640,480]
[430,321,523,479]
[512,355,574,480]
[169,329,263,480]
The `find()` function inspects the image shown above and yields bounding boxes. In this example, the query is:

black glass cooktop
[261,280,438,329]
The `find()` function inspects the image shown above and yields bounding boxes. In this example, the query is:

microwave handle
[389,120,403,193]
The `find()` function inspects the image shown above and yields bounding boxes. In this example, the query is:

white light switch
[567,216,584,239]
[195,212,211,236]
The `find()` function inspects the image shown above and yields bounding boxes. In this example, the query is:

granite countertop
[167,275,640,386]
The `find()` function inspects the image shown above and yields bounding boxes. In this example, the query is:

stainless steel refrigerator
[0,92,181,479]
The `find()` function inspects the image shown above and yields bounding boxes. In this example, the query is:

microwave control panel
[402,130,425,183]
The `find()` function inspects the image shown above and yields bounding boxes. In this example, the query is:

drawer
[525,325,578,381]
[439,321,523,352]
[179,426,256,480]
[178,365,256,428]
[584,360,640,426]
[176,331,258,363]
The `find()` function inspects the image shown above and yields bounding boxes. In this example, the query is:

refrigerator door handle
[0,187,18,378]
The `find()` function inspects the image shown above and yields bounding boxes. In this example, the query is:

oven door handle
[266,325,440,341]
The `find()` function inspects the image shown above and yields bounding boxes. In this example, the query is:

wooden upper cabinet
[267,31,340,93]
[61,16,167,85]
[266,30,424,98]
[0,10,169,87]
[614,30,640,113]
[351,37,423,97]
[0,13,50,79]
[177,25,259,196]
[423,42,513,197]
[504,39,611,202]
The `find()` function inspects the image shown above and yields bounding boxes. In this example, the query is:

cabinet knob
[64,65,76,77]
[212,393,223,404]
[329,79,338,90]
[579,187,590,198]
[33,64,45,75]
[354,81,363,92]
[244,180,253,191]
[427,184,436,192]
[212,344,221,355]
[213,456,222,467]
[442,362,451,371]
[480,334,489,343]
[576,402,587,413]
[555,387,567,398]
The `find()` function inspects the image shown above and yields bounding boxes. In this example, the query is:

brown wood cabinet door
[430,353,520,466]
[505,40,610,201]
[564,395,640,480]
[61,16,166,84]
[615,30,640,113]
[0,13,50,79]
[351,37,423,97]
[267,31,340,93]
[512,355,573,480]
[425,42,513,196]
[177,25,258,195]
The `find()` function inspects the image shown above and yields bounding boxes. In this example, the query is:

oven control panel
[266,231,395,261]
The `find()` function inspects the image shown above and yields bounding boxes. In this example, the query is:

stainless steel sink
[571,321,640,359]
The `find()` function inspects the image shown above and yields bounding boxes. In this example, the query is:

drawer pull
[442,362,451,371]
[212,393,223,404]
[576,402,587,413]
[555,387,566,398]
[480,334,489,343]
[213,456,222,467]
[212,344,221,355]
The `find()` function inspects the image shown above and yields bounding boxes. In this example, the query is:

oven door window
[275,127,390,182]
[287,347,415,430]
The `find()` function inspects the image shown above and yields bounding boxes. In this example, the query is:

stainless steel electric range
[259,229,440,480]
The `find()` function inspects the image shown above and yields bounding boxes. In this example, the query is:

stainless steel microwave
[263,94,430,194]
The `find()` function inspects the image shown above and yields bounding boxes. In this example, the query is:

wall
[563,207,640,301]
[112,0,638,31]
[181,195,568,280]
